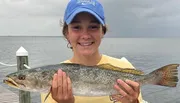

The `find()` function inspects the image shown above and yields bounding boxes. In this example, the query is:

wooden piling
[16,46,31,103]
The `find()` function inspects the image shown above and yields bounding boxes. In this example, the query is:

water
[0,36,180,103]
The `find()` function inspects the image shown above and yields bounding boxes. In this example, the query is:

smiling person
[41,0,145,103]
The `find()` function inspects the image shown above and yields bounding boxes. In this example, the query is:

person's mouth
[78,42,94,46]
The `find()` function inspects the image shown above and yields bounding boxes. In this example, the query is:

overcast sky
[0,0,180,37]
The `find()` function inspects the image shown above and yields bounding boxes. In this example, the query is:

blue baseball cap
[64,0,105,26]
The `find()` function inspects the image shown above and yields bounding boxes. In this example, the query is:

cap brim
[66,8,105,25]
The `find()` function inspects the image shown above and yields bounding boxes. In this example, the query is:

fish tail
[148,64,179,87]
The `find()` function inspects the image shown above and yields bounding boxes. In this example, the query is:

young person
[41,0,145,103]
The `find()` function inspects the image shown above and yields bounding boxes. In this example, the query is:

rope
[0,62,31,69]
[23,64,31,69]
[0,62,17,66]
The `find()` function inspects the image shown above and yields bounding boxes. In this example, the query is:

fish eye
[18,75,26,80]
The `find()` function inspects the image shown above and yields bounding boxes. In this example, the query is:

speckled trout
[3,63,179,96]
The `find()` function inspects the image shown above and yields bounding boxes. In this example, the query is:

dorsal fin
[97,63,144,75]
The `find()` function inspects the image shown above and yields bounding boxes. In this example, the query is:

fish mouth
[3,78,19,89]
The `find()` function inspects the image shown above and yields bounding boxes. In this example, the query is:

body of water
[0,36,180,103]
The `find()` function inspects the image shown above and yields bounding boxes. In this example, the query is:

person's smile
[78,41,94,47]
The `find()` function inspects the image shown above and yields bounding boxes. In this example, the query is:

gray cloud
[0,0,67,17]
[0,0,180,37]
[103,0,180,37]
[0,0,68,36]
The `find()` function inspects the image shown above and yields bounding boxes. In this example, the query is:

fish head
[4,71,34,91]
[3,69,52,92]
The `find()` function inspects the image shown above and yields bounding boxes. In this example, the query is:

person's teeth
[80,42,92,46]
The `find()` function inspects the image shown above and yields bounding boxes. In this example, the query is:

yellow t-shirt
[41,55,144,103]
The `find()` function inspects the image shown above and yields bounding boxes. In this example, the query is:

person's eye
[72,26,81,30]
[89,25,100,30]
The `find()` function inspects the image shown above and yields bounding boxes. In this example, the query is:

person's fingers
[110,94,124,102]
[113,79,140,103]
[51,73,58,97]
[125,79,140,94]
[51,69,75,103]
[57,69,63,96]
[114,83,127,97]
[117,79,134,95]
[62,72,68,98]
[67,76,73,97]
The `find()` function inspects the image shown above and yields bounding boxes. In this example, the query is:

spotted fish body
[3,63,179,96]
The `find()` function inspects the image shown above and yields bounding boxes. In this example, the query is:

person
[41,0,146,103]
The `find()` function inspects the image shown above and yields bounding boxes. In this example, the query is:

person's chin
[77,44,96,55]
[80,50,94,56]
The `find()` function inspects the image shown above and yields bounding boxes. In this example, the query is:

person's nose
[81,28,90,39]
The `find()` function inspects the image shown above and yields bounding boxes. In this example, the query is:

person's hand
[113,79,140,103]
[51,69,74,103]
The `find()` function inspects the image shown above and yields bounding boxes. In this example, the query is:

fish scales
[3,63,179,96]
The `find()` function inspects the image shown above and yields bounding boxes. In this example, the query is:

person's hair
[61,22,108,39]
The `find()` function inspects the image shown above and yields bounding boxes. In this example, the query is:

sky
[0,0,180,37]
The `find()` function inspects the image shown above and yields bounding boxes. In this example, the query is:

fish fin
[44,87,52,103]
[149,64,179,87]
[61,63,81,66]
[44,91,51,103]
[61,63,71,64]
[97,63,144,75]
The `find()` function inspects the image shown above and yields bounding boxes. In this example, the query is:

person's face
[66,12,104,56]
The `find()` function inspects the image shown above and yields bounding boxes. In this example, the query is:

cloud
[102,0,180,37]
[0,0,180,37]
[0,0,68,17]
[0,0,68,36]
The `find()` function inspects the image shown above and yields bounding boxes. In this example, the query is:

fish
[3,63,179,97]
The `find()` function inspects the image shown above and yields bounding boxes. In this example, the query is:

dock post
[16,46,31,103]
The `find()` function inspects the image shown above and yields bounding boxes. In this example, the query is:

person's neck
[70,52,102,66]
